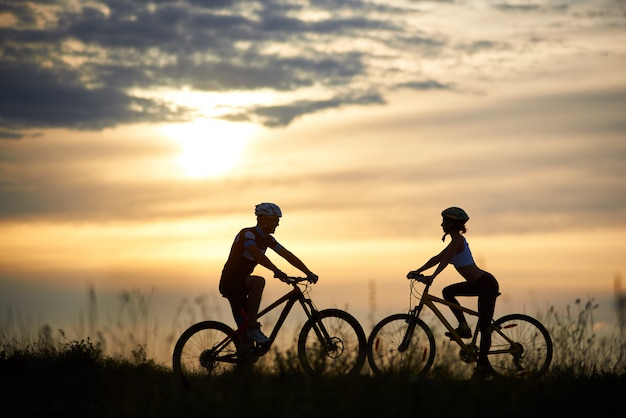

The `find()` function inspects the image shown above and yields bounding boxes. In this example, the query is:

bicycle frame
[251,282,319,345]
[220,279,335,361]
[366,276,552,379]
[407,281,516,359]
[412,283,480,346]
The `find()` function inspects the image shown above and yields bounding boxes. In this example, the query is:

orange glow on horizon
[1,219,623,296]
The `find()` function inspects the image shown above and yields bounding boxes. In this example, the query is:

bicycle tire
[367,313,436,376]
[172,320,240,384]
[486,313,553,379]
[297,308,367,377]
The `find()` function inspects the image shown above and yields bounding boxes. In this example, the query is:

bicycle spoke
[173,280,368,383]
[298,309,366,377]
[487,314,553,379]
[367,314,435,376]
[173,321,239,383]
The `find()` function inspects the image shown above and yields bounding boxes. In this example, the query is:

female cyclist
[408,207,499,377]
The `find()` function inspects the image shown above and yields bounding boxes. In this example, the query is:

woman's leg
[476,275,499,364]
[442,282,474,327]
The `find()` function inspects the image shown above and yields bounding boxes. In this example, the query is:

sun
[163,119,256,178]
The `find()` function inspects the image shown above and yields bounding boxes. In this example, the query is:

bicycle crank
[459,345,478,363]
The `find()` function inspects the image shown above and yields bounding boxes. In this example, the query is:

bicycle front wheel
[172,320,240,384]
[298,309,367,377]
[367,313,435,376]
[486,313,553,379]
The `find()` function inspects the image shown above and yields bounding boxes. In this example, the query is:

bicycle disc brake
[199,349,219,373]
[325,336,345,359]
[511,342,525,371]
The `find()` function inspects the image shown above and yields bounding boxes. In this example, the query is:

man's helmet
[255,202,282,217]
[441,207,469,223]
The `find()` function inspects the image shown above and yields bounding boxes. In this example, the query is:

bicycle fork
[308,313,343,357]
[301,295,344,357]
[399,307,422,352]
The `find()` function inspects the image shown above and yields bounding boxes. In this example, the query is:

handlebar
[407,272,433,287]
[275,275,317,285]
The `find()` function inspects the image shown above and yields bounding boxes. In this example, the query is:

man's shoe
[247,328,270,344]
[445,325,472,339]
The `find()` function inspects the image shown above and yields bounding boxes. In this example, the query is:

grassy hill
[2,295,625,417]
[1,337,624,418]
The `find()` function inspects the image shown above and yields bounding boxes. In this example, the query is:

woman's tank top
[450,237,475,267]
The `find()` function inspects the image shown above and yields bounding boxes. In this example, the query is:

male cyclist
[407,207,500,377]
[219,202,318,344]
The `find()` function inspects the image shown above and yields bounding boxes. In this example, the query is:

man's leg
[245,274,266,323]
[244,275,270,344]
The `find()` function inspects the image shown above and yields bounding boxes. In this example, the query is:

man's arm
[276,246,315,277]
[247,244,283,276]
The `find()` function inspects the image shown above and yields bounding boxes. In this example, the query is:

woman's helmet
[441,207,469,223]
[255,202,282,217]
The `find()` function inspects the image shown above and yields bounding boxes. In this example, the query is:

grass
[1,290,625,417]
[1,343,623,418]
[541,297,625,376]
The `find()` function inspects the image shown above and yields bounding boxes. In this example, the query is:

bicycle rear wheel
[172,320,240,384]
[298,309,367,377]
[367,313,435,376]
[486,313,553,379]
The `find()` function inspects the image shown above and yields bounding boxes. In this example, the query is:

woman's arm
[415,235,463,279]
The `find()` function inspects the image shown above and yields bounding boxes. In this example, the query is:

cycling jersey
[219,226,283,297]
[450,237,475,267]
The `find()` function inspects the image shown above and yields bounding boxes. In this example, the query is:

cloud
[0,0,624,235]
[2,84,623,238]
[0,61,193,133]
[493,3,542,13]
[224,91,386,126]
[492,2,568,13]
[0,0,407,134]
[7,0,618,135]
[0,130,23,140]
[394,80,455,91]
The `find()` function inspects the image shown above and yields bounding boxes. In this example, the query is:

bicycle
[367,274,553,379]
[173,276,367,384]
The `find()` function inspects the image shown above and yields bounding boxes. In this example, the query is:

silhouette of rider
[408,207,499,377]
[219,202,318,345]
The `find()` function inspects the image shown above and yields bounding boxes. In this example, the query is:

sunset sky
[1,0,625,352]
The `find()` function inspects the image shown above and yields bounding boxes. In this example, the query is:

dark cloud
[493,2,569,13]
[461,40,512,54]
[1,0,623,138]
[494,3,542,13]
[185,52,370,91]
[0,60,193,132]
[395,80,454,91]
[0,130,22,140]
[0,0,417,135]
[223,91,386,126]
[0,0,622,140]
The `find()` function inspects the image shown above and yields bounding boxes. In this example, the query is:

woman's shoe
[445,324,472,339]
